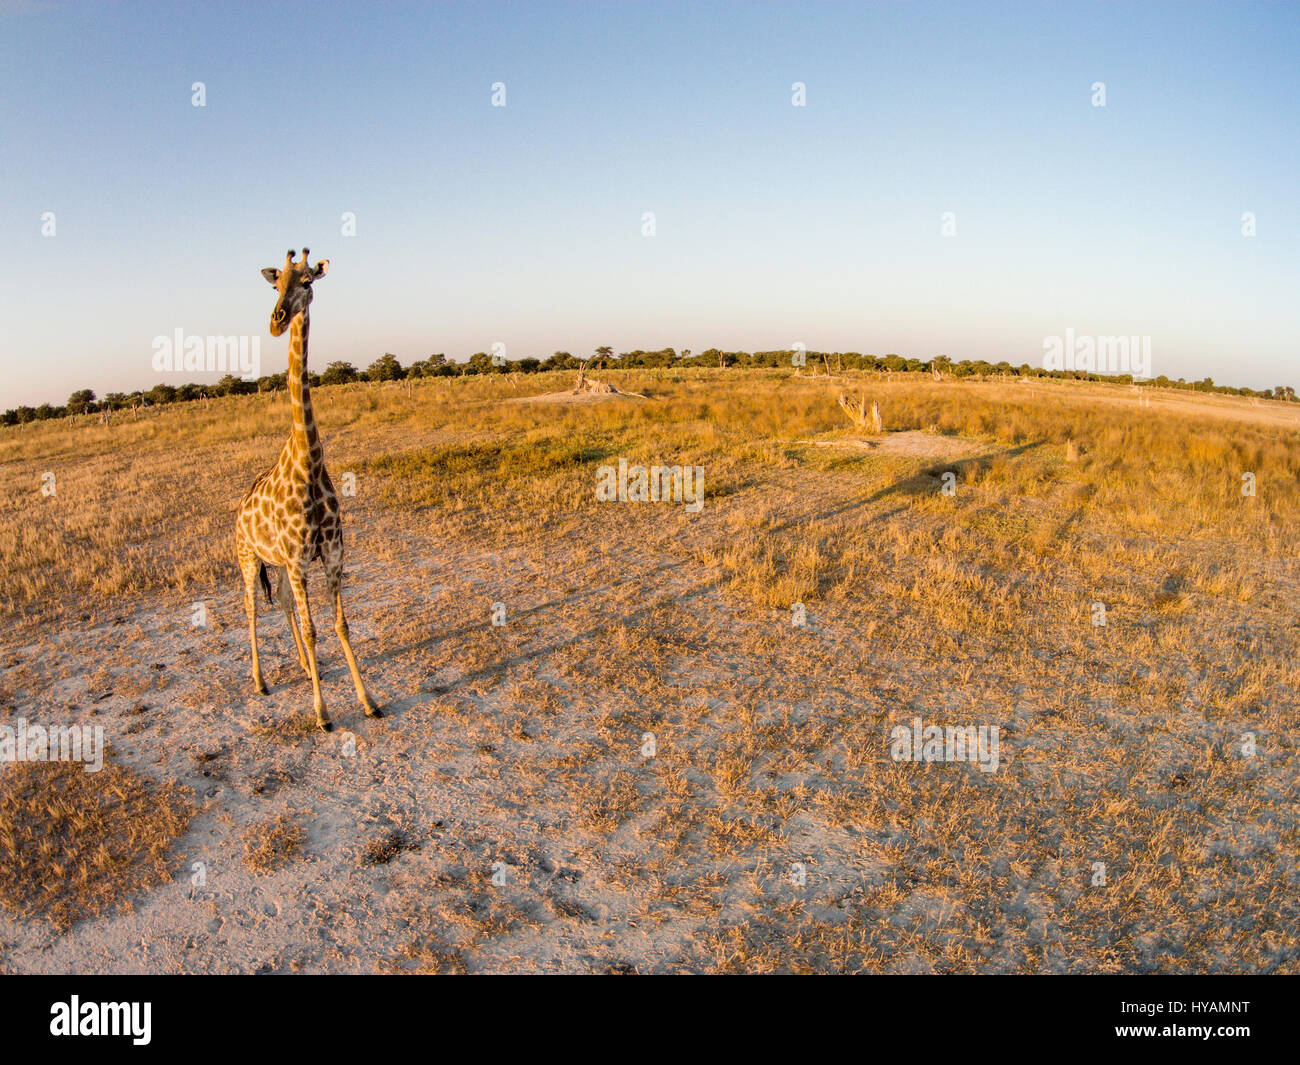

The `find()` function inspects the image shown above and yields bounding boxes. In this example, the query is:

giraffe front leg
[328,567,381,717]
[287,567,331,732]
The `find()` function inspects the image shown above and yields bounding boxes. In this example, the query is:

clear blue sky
[2,0,1297,407]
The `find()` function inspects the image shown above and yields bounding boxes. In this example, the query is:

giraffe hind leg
[276,567,310,674]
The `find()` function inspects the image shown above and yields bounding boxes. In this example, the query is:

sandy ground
[799,429,993,461]
[508,388,648,405]
[4,516,813,972]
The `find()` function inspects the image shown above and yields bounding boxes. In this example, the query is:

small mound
[510,389,647,405]
[867,429,990,459]
[803,429,989,461]
[0,759,194,930]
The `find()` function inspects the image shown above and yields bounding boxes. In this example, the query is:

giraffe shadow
[367,439,1047,707]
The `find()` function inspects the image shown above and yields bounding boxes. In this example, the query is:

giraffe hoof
[364,706,384,719]
[254,682,269,696]
[317,718,334,733]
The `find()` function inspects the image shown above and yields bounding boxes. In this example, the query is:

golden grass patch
[241,814,305,873]
[0,760,193,931]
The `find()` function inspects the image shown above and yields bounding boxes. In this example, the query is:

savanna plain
[1,368,1296,973]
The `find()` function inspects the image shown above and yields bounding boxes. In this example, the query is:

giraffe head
[261,248,329,336]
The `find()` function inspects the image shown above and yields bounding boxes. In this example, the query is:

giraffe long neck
[287,312,319,459]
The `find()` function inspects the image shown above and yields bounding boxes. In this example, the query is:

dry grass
[0,760,193,931]
[241,814,305,874]
[361,829,420,866]
[4,369,1296,630]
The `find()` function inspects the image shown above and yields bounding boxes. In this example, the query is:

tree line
[5,348,1295,425]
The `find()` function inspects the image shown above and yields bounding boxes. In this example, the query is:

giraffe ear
[311,259,329,281]
[261,267,281,285]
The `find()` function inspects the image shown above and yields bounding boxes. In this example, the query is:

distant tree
[320,361,359,386]
[368,353,404,381]
[409,353,447,378]
[148,383,177,405]
[542,351,575,372]
[516,357,541,374]
[466,351,496,374]
[635,347,676,368]
[66,389,96,415]
[215,375,255,396]
[595,345,613,371]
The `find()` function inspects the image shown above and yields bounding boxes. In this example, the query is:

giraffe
[235,248,380,731]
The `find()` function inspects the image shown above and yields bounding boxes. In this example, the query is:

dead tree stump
[837,393,883,433]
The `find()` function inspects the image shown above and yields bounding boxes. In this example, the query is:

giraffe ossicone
[235,248,380,731]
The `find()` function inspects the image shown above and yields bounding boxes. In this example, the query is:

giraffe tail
[257,562,273,604]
